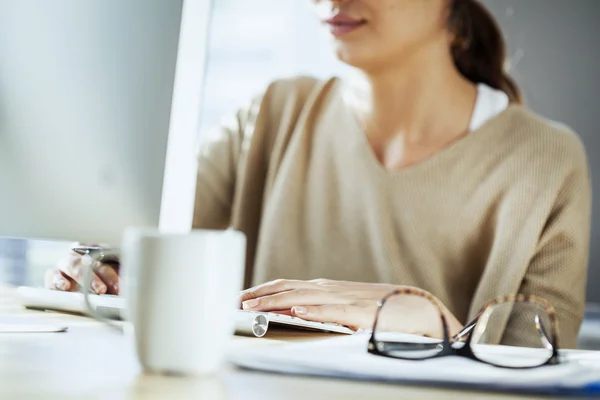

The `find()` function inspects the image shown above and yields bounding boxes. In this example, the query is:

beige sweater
[192,77,591,348]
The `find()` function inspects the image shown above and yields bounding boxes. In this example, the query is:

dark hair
[449,0,523,104]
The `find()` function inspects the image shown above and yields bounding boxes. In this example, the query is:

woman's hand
[240,279,462,337]
[44,243,120,295]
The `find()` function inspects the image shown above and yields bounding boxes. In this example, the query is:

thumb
[291,304,361,330]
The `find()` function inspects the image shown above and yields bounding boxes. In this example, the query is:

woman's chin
[332,44,382,71]
[334,48,367,69]
[335,54,378,73]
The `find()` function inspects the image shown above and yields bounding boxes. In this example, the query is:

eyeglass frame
[367,289,560,369]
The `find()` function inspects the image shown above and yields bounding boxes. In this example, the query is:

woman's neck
[345,44,477,145]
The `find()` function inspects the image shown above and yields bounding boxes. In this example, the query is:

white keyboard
[15,287,354,337]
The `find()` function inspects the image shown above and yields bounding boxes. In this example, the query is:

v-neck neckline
[332,78,521,178]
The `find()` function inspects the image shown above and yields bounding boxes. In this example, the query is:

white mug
[120,228,246,375]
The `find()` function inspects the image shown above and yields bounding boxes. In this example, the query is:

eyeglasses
[368,289,560,369]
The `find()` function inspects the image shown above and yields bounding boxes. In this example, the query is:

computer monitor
[0,0,212,247]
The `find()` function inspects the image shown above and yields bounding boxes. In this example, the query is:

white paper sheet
[0,317,68,333]
[229,332,600,395]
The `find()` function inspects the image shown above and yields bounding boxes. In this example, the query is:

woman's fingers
[240,279,317,304]
[94,263,120,295]
[89,271,107,294]
[57,254,84,282]
[46,268,100,294]
[46,243,120,294]
[45,269,79,292]
[291,304,376,331]
[292,304,348,324]
[242,289,348,311]
[57,254,108,294]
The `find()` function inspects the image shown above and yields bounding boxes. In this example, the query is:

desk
[0,286,571,400]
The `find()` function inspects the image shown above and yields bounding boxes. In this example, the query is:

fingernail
[293,306,307,315]
[92,280,107,294]
[113,282,119,294]
[56,278,69,291]
[242,299,260,310]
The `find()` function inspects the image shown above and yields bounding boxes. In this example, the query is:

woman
[46,0,591,347]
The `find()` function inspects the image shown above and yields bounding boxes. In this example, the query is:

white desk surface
[0,285,573,400]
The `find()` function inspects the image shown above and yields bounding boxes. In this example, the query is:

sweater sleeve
[191,76,323,231]
[191,95,262,230]
[501,139,592,349]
